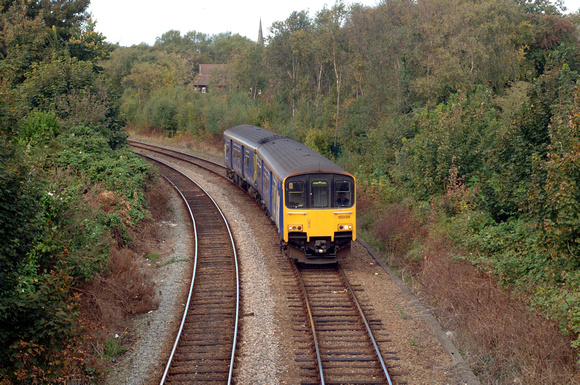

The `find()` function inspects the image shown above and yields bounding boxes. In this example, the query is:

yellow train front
[224,125,356,264]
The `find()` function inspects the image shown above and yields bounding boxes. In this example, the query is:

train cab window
[311,180,329,208]
[286,179,306,208]
[334,179,353,208]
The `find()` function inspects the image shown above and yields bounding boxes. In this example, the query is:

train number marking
[338,215,351,219]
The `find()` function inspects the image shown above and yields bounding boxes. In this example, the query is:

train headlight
[338,224,353,231]
[288,224,303,231]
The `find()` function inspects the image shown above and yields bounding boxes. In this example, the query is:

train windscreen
[285,174,354,209]
[334,179,353,208]
[286,179,306,208]
[311,179,329,208]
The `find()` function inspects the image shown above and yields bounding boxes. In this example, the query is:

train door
[224,138,231,169]
[232,142,242,176]
[241,145,246,180]
[263,166,271,214]
[271,176,279,229]
[274,177,282,233]
[244,148,253,185]
[256,157,263,193]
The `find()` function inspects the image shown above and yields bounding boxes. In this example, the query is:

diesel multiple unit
[223,125,356,263]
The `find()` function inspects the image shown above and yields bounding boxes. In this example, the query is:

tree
[315,2,350,145]
[38,0,90,42]
[0,2,50,86]
[411,0,523,101]
[268,10,314,117]
[394,88,500,199]
[520,13,579,78]
[19,55,95,112]
[0,0,94,87]
[67,17,114,63]
[345,1,417,113]
[210,32,254,63]
[231,43,267,99]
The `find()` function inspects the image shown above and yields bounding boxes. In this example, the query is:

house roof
[194,64,229,87]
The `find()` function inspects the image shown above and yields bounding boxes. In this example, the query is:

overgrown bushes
[0,112,156,382]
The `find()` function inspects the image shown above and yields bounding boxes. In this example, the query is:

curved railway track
[291,262,403,385]
[139,155,239,384]
[129,139,227,176]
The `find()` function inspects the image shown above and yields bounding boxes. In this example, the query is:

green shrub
[0,145,45,296]
[19,56,96,113]
[394,88,499,200]
[102,336,127,359]
[148,93,178,132]
[55,125,155,245]
[18,110,60,147]
[0,268,83,383]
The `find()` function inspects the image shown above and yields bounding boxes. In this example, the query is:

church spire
[257,18,264,45]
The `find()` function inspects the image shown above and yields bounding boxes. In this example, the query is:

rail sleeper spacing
[223,124,356,264]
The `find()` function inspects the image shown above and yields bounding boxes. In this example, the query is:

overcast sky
[87,0,379,46]
[88,0,580,47]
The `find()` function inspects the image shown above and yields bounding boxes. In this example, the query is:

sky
[88,0,580,47]
[87,0,377,46]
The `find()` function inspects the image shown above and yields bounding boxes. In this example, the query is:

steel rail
[128,139,226,170]
[339,267,393,385]
[293,261,326,385]
[139,155,239,385]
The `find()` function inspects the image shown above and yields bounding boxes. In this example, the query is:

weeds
[157,256,189,267]
[399,308,409,320]
[102,336,127,359]
[146,253,160,261]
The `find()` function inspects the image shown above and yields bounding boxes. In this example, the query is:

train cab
[284,173,355,263]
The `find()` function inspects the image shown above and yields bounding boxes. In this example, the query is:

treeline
[0,0,157,382]
[108,0,580,378]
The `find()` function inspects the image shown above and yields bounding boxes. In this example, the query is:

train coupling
[314,240,329,254]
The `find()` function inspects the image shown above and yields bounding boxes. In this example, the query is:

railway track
[140,155,239,384]
[129,139,227,176]
[291,262,403,385]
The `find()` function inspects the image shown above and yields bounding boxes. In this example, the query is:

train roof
[224,125,350,180]
[223,124,283,148]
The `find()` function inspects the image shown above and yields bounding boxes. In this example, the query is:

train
[223,125,356,264]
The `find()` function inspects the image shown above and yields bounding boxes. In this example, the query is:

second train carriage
[223,124,356,264]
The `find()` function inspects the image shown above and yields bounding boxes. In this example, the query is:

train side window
[233,144,241,162]
[244,151,250,168]
[257,159,262,187]
[264,168,271,199]
[334,179,353,207]
[286,179,305,208]
[311,180,329,208]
